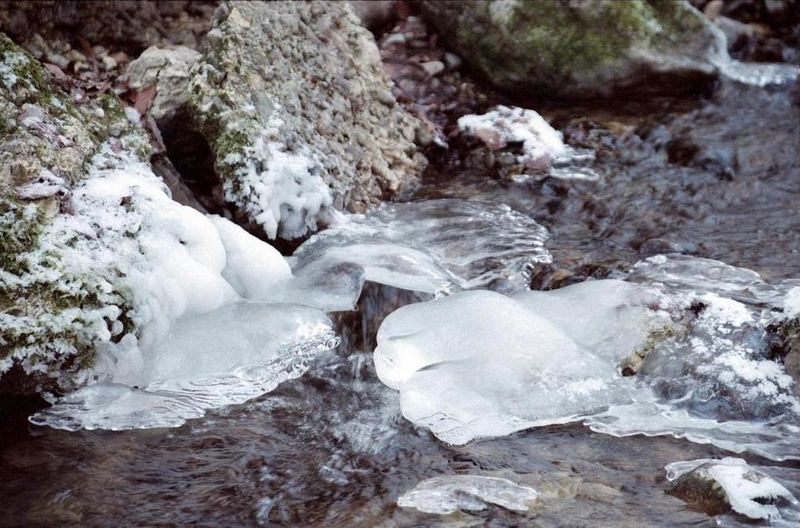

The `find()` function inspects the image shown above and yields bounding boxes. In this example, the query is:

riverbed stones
[420,0,728,99]
[181,0,427,240]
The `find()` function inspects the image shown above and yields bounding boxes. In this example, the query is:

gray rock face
[0,33,151,394]
[124,45,202,120]
[182,0,427,240]
[420,0,728,99]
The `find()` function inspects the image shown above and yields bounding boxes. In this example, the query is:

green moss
[0,196,45,274]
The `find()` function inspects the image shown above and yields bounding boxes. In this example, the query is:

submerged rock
[181,0,427,239]
[420,0,727,98]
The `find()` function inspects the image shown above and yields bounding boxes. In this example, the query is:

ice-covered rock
[375,281,666,445]
[181,0,426,239]
[31,302,338,430]
[290,199,551,303]
[0,33,309,399]
[458,106,597,181]
[398,475,539,515]
[1,33,156,393]
[665,458,797,520]
[374,266,800,459]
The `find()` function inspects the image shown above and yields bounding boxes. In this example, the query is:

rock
[419,0,728,99]
[666,458,797,520]
[0,33,151,394]
[124,46,201,120]
[0,1,214,52]
[181,1,427,240]
[349,1,395,32]
[1,33,287,398]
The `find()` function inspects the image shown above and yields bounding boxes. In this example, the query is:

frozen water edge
[374,256,800,461]
[291,198,551,301]
[398,475,539,515]
[31,303,338,431]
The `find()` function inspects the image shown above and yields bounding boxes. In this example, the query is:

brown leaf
[43,63,67,80]
[134,85,157,116]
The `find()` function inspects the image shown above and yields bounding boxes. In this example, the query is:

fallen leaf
[43,63,67,80]
[134,85,157,116]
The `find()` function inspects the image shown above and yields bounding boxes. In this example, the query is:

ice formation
[457,105,597,181]
[18,142,339,430]
[374,258,800,459]
[397,475,539,515]
[223,133,334,240]
[290,198,551,303]
[665,458,797,520]
[31,303,337,430]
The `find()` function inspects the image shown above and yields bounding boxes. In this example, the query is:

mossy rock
[0,33,149,395]
[420,0,726,99]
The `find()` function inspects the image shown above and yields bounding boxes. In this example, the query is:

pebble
[421,60,445,77]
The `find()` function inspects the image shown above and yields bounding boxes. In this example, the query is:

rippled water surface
[2,80,799,527]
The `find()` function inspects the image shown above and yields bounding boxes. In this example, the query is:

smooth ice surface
[375,263,800,459]
[290,199,551,306]
[457,105,598,181]
[375,281,665,445]
[665,458,797,520]
[397,475,539,515]
[31,303,337,430]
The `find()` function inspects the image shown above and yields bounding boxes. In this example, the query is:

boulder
[124,45,202,120]
[0,33,269,396]
[180,0,427,240]
[420,0,728,99]
[0,32,151,394]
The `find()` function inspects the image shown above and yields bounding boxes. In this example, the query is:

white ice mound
[666,458,797,521]
[31,302,337,430]
[457,105,597,181]
[375,280,664,445]
[397,475,539,515]
[375,267,800,459]
[290,199,551,307]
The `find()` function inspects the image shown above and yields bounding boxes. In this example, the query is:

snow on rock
[666,458,797,520]
[184,1,426,240]
[784,287,800,319]
[457,106,597,181]
[398,475,539,515]
[31,302,338,430]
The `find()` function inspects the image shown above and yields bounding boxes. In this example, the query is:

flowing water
[1,77,799,527]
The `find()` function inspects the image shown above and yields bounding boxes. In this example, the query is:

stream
[1,72,800,527]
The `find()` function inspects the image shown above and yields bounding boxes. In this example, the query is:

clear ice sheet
[397,475,539,515]
[31,303,338,430]
[375,259,800,460]
[290,198,551,300]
